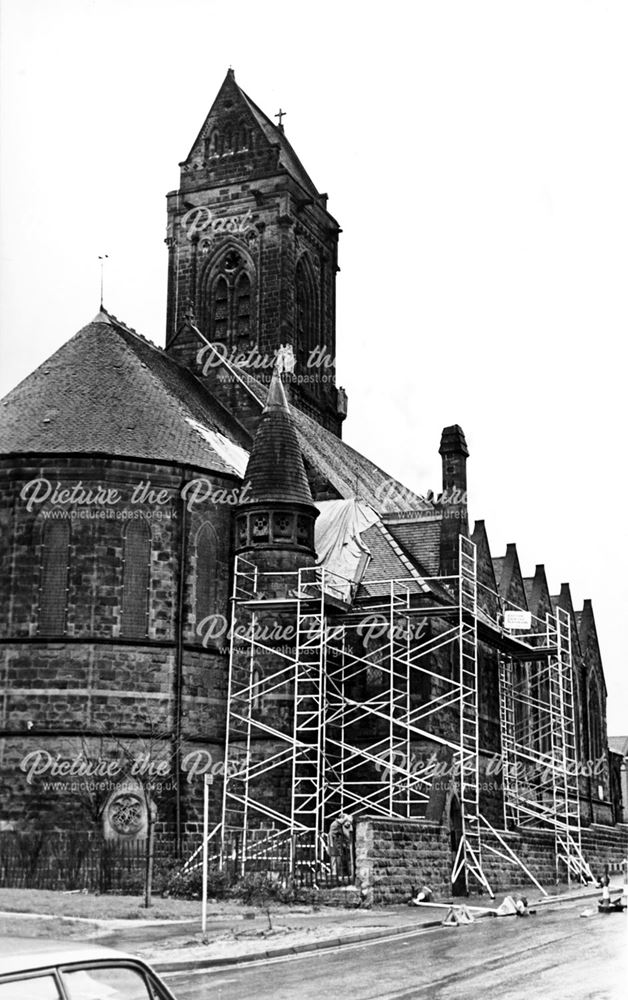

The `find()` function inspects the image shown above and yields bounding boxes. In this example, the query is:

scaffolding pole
[453,536,492,895]
[497,602,593,885]
[219,537,591,891]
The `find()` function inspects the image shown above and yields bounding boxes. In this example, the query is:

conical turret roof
[241,371,315,506]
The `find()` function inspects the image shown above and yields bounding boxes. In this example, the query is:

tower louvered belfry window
[204,248,255,346]
[212,274,229,341]
[296,256,318,380]
[121,518,151,637]
[235,272,251,339]
[203,118,254,160]
[38,520,70,635]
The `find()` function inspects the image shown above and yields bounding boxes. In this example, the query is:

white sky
[0,0,626,735]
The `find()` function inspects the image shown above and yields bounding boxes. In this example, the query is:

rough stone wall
[581,823,628,873]
[578,605,612,824]
[355,817,452,904]
[0,456,235,833]
[355,816,628,906]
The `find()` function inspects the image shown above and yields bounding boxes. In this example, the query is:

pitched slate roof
[294,412,424,514]
[238,88,320,198]
[525,564,551,619]
[184,69,320,199]
[0,311,249,476]
[185,326,427,513]
[0,312,426,517]
[493,544,526,605]
[359,521,429,598]
[551,583,574,617]
[577,599,607,695]
[470,520,500,621]
[241,371,314,506]
[382,516,442,577]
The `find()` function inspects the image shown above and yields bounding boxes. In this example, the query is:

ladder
[221,556,259,869]
[291,566,326,864]
[498,655,520,827]
[496,607,593,888]
[551,607,589,884]
[389,580,413,816]
[455,536,493,896]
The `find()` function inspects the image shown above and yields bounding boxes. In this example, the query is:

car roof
[0,939,138,977]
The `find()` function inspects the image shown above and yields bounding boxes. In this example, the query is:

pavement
[2,878,624,973]
[163,893,628,1000]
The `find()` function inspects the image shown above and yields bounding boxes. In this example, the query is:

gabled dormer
[470,520,500,622]
[493,543,528,611]
[522,563,553,625]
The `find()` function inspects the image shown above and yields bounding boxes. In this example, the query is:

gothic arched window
[39,520,70,635]
[572,668,582,759]
[235,272,251,340]
[203,249,256,347]
[588,677,603,764]
[296,257,318,377]
[236,121,248,151]
[212,275,229,341]
[208,129,221,156]
[195,522,217,631]
[121,519,151,637]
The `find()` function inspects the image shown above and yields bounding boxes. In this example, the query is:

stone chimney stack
[438,424,469,577]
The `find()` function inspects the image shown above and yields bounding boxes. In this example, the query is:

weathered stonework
[0,455,236,833]
[355,816,628,905]
[165,70,345,436]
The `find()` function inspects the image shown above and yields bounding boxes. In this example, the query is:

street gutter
[154,883,616,974]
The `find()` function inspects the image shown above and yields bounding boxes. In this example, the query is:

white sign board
[504,610,532,631]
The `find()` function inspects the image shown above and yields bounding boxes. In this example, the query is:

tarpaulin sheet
[315,499,380,604]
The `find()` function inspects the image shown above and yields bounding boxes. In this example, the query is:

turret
[235,370,318,575]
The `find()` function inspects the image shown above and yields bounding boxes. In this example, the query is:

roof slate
[242,372,314,506]
[239,88,320,197]
[0,312,248,475]
[184,70,320,199]
[383,517,442,577]
[359,522,427,598]
[188,332,426,513]
[0,312,426,517]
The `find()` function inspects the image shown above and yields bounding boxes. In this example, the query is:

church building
[0,71,625,899]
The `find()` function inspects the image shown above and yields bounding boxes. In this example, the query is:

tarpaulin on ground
[315,499,380,604]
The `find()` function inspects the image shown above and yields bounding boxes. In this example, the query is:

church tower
[165,69,346,436]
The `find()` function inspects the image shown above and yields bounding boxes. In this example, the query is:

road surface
[164,901,627,1000]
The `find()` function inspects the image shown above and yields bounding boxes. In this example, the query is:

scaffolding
[219,536,591,892]
[498,606,593,885]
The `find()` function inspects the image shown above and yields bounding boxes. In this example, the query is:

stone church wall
[355,816,628,905]
[0,455,236,835]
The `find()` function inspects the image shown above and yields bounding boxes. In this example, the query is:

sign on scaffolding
[503,610,532,630]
